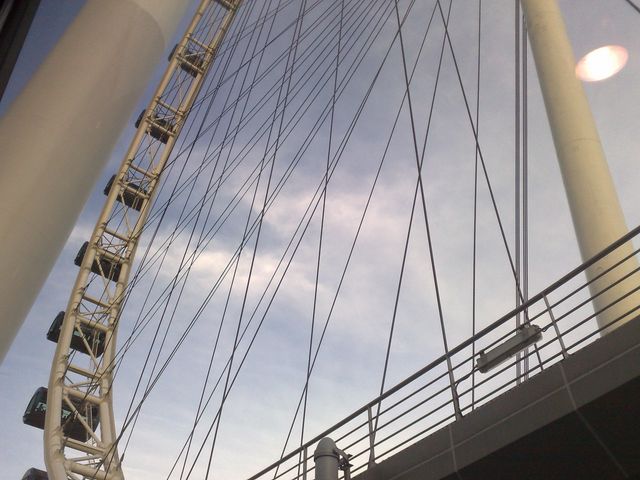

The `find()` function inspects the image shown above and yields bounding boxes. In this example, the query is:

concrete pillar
[521,0,640,331]
[0,0,192,365]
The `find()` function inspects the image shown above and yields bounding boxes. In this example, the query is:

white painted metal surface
[0,0,191,365]
[521,0,640,331]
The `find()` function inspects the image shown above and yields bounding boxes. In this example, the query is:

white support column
[521,0,640,331]
[0,0,191,364]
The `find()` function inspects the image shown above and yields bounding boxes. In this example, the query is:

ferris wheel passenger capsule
[74,241,123,281]
[46,311,105,357]
[23,387,99,442]
[104,174,148,211]
[20,468,48,480]
[168,43,206,77]
[135,109,176,143]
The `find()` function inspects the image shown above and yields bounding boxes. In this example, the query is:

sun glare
[576,45,629,82]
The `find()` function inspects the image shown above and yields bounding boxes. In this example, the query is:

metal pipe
[521,0,640,332]
[314,438,340,480]
[0,0,191,365]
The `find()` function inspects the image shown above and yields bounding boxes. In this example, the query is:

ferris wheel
[18,1,244,479]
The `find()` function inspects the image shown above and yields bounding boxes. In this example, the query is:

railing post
[303,446,308,480]
[444,356,462,419]
[367,406,376,468]
[451,380,462,420]
[543,294,568,359]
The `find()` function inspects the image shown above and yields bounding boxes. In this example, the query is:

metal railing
[247,225,640,480]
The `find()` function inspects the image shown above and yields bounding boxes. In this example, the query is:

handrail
[247,224,640,480]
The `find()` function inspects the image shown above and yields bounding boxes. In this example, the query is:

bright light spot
[576,45,628,82]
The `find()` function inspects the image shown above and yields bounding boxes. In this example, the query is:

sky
[1,1,640,479]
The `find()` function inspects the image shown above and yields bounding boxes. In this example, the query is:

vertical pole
[514,0,522,383]
[543,295,568,359]
[303,446,308,480]
[367,406,376,467]
[314,438,340,480]
[521,0,640,332]
[521,12,530,378]
[0,0,191,365]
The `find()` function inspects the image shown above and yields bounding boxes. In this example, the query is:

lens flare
[576,45,628,82]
